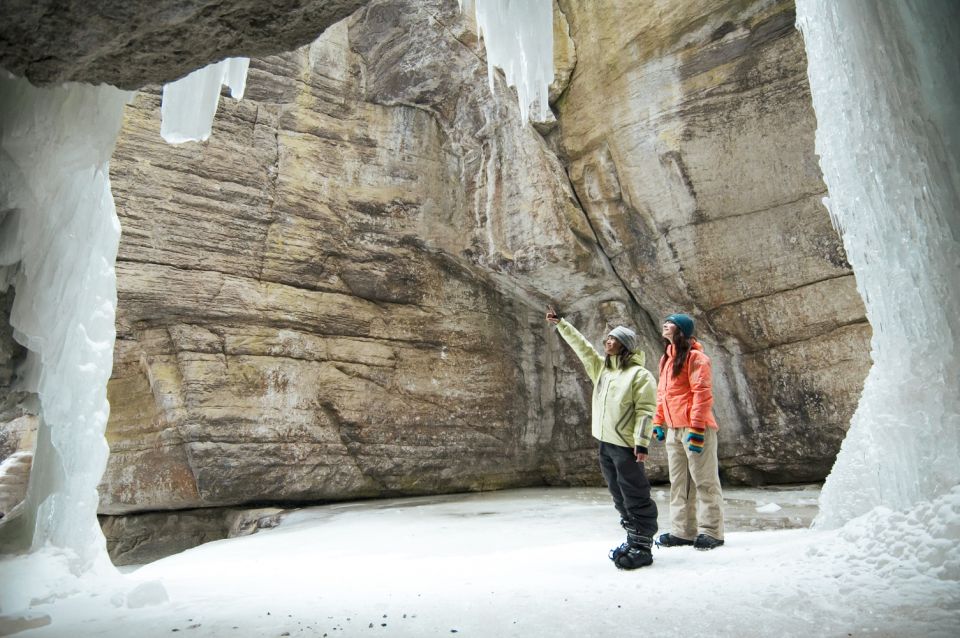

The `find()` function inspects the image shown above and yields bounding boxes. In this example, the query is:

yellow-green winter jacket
[555,319,657,451]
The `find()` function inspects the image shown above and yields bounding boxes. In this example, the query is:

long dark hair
[605,351,634,369]
[662,331,692,377]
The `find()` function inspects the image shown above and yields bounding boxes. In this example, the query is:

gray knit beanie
[608,326,639,353]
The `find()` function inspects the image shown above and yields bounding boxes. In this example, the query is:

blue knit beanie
[665,313,694,337]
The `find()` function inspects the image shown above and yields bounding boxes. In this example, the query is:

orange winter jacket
[654,340,718,429]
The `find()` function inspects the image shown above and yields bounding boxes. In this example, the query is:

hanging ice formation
[160,57,250,143]
[0,53,249,605]
[796,0,960,527]
[460,0,554,122]
[0,75,131,585]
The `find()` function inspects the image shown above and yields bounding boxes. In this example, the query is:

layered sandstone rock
[100,507,284,565]
[1,0,869,530]
[100,0,646,515]
[553,0,870,482]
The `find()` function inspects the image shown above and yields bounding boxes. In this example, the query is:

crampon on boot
[608,519,631,562]
[656,533,694,547]
[612,527,653,570]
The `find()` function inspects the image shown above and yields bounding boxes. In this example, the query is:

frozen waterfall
[0,76,130,580]
[0,51,251,574]
[460,0,554,122]
[796,0,960,527]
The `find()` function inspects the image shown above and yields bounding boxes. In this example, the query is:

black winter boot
[613,528,653,570]
[656,533,695,547]
[608,519,631,562]
[693,534,724,550]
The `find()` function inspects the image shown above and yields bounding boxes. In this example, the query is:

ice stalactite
[460,0,554,122]
[160,57,250,143]
[796,1,960,527]
[0,75,131,587]
[0,54,249,609]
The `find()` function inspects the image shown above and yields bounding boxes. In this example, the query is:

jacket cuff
[635,445,649,456]
[635,415,654,449]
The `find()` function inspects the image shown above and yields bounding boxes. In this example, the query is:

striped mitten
[686,428,705,454]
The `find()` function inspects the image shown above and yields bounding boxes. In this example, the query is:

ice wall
[0,55,253,609]
[0,51,249,571]
[160,57,250,144]
[461,0,554,122]
[0,75,131,572]
[796,1,960,527]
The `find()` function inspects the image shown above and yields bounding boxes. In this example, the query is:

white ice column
[796,1,960,526]
[0,75,131,570]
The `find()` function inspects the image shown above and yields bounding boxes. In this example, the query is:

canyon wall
[554,0,870,483]
[1,0,870,560]
[99,0,640,520]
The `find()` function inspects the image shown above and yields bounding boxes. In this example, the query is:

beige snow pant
[665,426,724,541]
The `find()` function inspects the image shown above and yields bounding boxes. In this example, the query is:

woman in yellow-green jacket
[546,307,658,570]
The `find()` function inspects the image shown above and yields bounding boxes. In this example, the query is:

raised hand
[545,305,560,324]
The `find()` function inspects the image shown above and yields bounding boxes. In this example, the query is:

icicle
[160,57,250,143]
[461,0,554,122]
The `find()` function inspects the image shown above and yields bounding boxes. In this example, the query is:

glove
[686,427,706,454]
[652,426,665,442]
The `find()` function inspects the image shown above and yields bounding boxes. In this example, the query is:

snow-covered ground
[3,486,957,638]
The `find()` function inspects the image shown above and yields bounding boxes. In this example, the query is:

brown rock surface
[0,0,870,529]
[100,507,285,565]
[553,0,870,482]
[0,0,369,89]
[101,1,646,515]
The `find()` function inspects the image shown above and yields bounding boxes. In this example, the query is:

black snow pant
[598,441,658,538]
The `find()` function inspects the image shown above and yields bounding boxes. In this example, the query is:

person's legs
[687,427,724,541]
[600,443,656,569]
[607,443,658,539]
[666,427,697,540]
[598,442,628,522]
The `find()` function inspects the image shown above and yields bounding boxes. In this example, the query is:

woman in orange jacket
[652,313,725,550]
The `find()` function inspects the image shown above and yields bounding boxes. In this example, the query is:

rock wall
[100,0,644,515]
[0,0,369,88]
[100,507,284,565]
[553,0,870,482]
[0,0,870,528]
[0,285,36,463]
